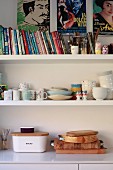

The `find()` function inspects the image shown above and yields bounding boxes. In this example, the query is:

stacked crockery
[47,87,72,100]
[98,70,113,100]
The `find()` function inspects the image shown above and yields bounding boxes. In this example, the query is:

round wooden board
[66,130,98,137]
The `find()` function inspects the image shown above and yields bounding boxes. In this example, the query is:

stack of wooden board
[52,130,106,154]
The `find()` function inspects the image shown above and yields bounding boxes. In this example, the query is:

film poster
[93,0,113,35]
[17,0,50,32]
[57,0,87,34]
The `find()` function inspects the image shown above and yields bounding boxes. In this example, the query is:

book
[36,31,47,54]
[25,31,33,54]
[41,31,51,54]
[34,31,43,54]
[13,29,19,55]
[51,31,63,54]
[0,25,4,55]
[16,29,22,55]
[7,28,11,55]
[19,30,25,55]
[46,31,56,54]
[41,31,49,54]
[21,30,29,54]
[3,27,9,55]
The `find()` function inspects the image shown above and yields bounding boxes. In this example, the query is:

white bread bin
[11,132,49,152]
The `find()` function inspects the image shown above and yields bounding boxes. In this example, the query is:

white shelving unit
[0,100,113,106]
[0,54,113,64]
[0,54,113,106]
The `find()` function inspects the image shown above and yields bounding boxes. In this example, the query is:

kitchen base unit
[0,149,113,170]
[0,164,77,170]
[79,164,113,170]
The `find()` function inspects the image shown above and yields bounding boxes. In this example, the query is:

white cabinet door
[0,163,78,170]
[79,164,113,170]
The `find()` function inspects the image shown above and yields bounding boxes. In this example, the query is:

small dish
[48,95,72,100]
[47,90,72,96]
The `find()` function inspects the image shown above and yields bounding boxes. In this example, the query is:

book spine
[11,30,15,55]
[19,31,25,55]
[13,29,19,55]
[7,28,11,55]
[27,31,34,54]
[0,26,4,55]
[25,31,32,54]
[9,27,13,55]
[45,31,54,54]
[31,32,39,54]
[51,31,62,54]
[49,32,57,54]
[21,30,29,54]
[36,31,47,54]
[3,27,9,55]
[41,31,49,54]
[16,29,22,55]
[34,32,43,54]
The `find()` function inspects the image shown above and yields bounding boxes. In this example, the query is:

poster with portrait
[57,0,87,34]
[93,0,113,35]
[17,0,50,32]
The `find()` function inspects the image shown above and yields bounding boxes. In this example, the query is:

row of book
[0,26,67,55]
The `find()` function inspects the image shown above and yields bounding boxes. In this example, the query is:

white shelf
[0,100,113,106]
[0,54,113,64]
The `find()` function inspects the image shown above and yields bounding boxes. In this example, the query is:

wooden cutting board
[59,134,98,143]
[66,130,98,137]
[56,148,106,154]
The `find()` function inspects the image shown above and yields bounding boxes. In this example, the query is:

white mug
[36,89,47,101]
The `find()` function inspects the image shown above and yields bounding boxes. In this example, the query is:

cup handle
[43,92,48,99]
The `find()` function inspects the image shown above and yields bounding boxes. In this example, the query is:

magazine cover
[93,0,113,35]
[17,0,50,32]
[57,0,87,34]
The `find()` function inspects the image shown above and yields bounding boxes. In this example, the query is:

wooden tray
[56,148,106,154]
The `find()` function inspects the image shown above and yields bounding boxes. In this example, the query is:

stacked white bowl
[98,70,113,100]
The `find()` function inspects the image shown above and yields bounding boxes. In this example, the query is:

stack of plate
[47,87,72,100]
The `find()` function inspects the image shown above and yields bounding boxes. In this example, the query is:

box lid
[11,132,49,136]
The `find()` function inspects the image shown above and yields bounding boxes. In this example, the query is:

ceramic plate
[48,95,72,100]
[47,90,72,96]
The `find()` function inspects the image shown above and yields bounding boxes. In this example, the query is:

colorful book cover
[17,0,50,32]
[21,30,29,54]
[0,26,4,55]
[34,32,44,54]
[13,29,19,55]
[51,31,63,54]
[93,0,113,35]
[25,31,33,54]
[19,31,26,55]
[46,31,57,54]
[3,28,9,55]
[16,29,22,55]
[7,28,11,55]
[57,0,87,34]
[31,32,39,54]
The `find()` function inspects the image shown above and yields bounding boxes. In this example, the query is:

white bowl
[92,87,108,100]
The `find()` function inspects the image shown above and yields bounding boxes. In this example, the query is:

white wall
[0,0,113,149]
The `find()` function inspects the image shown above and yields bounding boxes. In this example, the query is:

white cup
[36,89,47,101]
[13,89,20,101]
[71,45,78,54]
